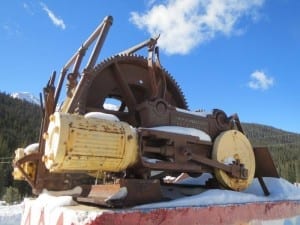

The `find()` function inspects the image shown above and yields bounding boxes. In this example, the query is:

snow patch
[223,156,236,165]
[177,173,213,185]
[20,191,78,225]
[42,186,82,197]
[135,176,300,209]
[176,108,211,117]
[147,126,211,142]
[84,112,119,122]
[0,202,23,225]
[24,143,39,155]
[2,177,300,225]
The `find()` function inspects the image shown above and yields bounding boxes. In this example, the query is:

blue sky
[1,0,299,134]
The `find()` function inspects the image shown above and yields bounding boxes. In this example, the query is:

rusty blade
[76,183,122,207]
[253,147,279,178]
[76,179,163,207]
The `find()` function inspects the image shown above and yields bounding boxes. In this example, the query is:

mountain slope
[10,92,40,105]
[243,123,300,182]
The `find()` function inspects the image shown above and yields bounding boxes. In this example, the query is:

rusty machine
[13,16,278,207]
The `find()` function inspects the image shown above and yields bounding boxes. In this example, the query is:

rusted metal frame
[85,16,113,70]
[61,16,113,73]
[118,35,160,55]
[14,153,41,188]
[139,128,213,153]
[31,74,57,192]
[77,179,163,207]
[73,46,87,75]
[113,179,163,207]
[136,100,232,137]
[139,128,212,148]
[54,68,67,106]
[156,46,167,100]
[139,129,211,173]
[189,153,248,180]
[39,93,45,117]
[35,117,52,191]
[253,147,279,178]
[15,164,35,188]
[229,113,244,133]
[154,47,167,99]
[148,45,167,100]
[253,147,279,196]
[58,16,113,113]
[140,128,248,179]
[141,145,175,157]
[142,161,210,174]
[43,72,56,116]
[66,70,92,113]
[147,44,160,99]
[15,152,41,165]
[119,35,163,100]
[111,61,137,113]
[142,147,248,180]
[257,176,270,196]
[67,47,89,97]
[54,46,87,105]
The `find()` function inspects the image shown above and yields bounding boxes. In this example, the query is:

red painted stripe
[86,201,300,225]
[23,207,31,225]
[56,213,64,225]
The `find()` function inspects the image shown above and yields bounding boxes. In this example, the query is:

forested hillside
[243,123,300,183]
[0,91,299,201]
[0,92,41,199]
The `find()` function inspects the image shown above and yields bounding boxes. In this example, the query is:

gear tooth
[159,67,188,109]
[87,54,188,114]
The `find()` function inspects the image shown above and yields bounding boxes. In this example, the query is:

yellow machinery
[43,112,138,173]
[12,16,278,207]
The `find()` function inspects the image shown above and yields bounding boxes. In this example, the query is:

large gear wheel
[79,55,188,126]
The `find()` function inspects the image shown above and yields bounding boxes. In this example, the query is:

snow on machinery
[13,16,279,207]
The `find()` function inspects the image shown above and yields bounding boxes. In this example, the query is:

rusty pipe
[118,35,160,55]
[62,16,113,72]
[54,16,113,109]
[85,16,113,70]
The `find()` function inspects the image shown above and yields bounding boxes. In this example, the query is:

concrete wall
[21,199,300,225]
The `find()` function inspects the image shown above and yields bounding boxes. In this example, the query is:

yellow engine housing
[43,112,139,173]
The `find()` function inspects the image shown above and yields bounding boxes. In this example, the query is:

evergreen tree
[3,186,22,204]
[0,92,41,199]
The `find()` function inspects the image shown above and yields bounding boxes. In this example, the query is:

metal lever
[187,151,249,180]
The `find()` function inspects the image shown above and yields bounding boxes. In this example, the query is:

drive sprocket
[79,55,188,126]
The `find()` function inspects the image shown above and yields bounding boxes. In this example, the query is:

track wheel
[212,130,255,191]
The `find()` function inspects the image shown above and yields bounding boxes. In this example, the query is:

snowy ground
[0,201,23,225]
[1,176,300,225]
[136,176,300,209]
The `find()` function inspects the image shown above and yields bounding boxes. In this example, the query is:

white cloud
[130,0,265,55]
[23,3,34,15]
[40,2,66,30]
[248,70,274,90]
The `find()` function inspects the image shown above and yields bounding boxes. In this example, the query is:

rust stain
[85,201,300,225]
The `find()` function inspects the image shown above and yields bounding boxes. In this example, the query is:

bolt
[43,132,49,140]
[49,114,55,122]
